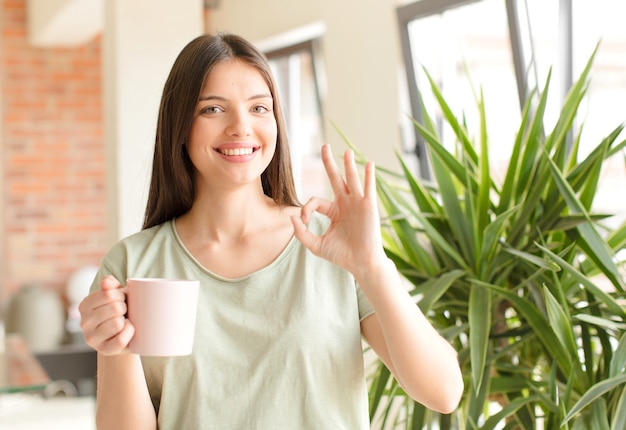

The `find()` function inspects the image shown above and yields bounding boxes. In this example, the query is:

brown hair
[143,33,300,229]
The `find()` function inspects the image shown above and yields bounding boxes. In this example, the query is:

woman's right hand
[79,275,135,355]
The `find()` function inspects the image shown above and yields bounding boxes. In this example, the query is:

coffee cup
[126,278,200,356]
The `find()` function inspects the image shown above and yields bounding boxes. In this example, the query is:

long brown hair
[143,33,300,229]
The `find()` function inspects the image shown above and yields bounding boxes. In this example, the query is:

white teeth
[219,147,254,156]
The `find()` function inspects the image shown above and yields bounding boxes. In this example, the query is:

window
[265,38,328,202]
[397,0,626,225]
[401,0,523,180]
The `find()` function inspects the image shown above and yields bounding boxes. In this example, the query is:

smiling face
[187,59,278,194]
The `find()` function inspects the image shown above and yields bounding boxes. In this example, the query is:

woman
[79,33,463,429]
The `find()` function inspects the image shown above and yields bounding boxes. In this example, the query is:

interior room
[1,0,625,428]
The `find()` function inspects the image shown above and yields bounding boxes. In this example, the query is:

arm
[95,354,157,430]
[357,259,463,414]
[292,144,463,414]
[79,276,157,430]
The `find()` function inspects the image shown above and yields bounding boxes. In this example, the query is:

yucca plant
[345,47,626,429]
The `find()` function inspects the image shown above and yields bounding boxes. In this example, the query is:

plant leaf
[469,285,491,392]
[611,386,626,430]
[534,244,626,318]
[610,333,626,378]
[562,374,626,426]
[573,314,626,332]
[544,285,579,361]
[483,395,543,430]
[415,269,466,314]
[472,279,574,376]
[543,149,626,292]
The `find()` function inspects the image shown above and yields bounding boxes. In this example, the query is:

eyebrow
[198,93,272,102]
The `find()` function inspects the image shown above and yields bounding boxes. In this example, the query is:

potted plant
[345,46,626,429]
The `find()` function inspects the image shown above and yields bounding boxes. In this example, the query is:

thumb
[100,275,123,291]
[291,215,322,256]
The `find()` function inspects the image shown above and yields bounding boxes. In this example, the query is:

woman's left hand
[293,146,464,414]
[291,144,387,279]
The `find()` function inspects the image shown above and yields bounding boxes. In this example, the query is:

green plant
[345,47,626,429]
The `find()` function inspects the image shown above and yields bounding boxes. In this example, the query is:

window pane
[268,48,327,202]
[407,0,522,182]
[571,0,626,227]
[527,0,626,226]
[405,0,625,225]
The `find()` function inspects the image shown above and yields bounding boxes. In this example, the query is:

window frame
[264,38,326,140]
[396,0,574,177]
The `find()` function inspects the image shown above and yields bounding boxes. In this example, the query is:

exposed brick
[1,0,106,303]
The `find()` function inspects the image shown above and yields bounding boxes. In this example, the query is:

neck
[179,185,276,242]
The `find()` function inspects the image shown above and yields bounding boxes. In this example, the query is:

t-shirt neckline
[168,219,299,283]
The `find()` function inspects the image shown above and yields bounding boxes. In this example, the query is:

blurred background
[0,0,624,428]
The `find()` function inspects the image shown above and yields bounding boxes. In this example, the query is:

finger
[87,275,125,309]
[291,215,322,257]
[93,315,127,344]
[101,275,123,290]
[92,298,128,324]
[84,301,134,353]
[98,320,135,356]
[363,160,376,200]
[79,286,126,317]
[344,149,363,196]
[80,298,128,345]
[83,313,121,351]
[321,144,348,196]
[300,196,333,223]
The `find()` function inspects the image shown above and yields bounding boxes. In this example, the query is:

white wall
[210,0,407,170]
[26,0,103,47]
[103,0,204,243]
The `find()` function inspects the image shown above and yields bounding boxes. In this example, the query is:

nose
[225,109,251,137]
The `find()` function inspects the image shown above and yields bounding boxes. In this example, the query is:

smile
[217,147,255,156]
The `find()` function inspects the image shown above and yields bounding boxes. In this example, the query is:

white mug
[126,278,200,356]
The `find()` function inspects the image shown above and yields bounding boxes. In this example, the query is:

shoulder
[109,221,173,255]
[96,221,175,282]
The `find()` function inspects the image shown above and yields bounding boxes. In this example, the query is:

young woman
[79,33,463,429]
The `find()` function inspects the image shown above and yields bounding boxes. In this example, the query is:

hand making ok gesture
[291,144,387,281]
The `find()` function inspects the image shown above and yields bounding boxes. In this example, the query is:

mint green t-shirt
[91,214,375,429]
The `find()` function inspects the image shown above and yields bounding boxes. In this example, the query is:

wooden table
[0,334,51,393]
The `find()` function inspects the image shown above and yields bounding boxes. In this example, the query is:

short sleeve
[356,282,374,321]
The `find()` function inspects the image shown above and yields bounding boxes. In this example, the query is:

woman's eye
[201,106,223,114]
[252,105,270,114]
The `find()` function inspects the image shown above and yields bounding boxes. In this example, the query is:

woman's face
[187,59,278,193]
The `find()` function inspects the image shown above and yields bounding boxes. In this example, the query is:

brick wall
[1,0,106,304]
